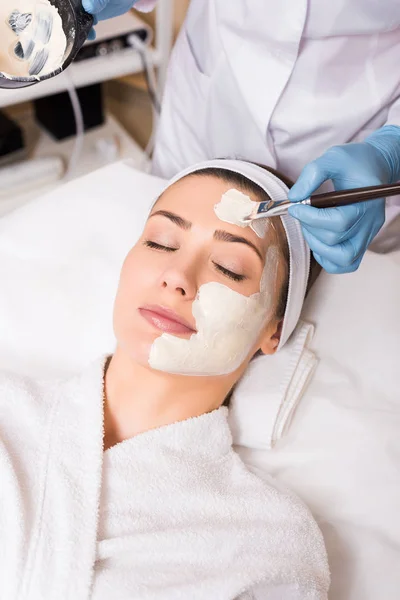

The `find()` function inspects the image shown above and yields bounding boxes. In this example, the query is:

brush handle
[309,182,400,208]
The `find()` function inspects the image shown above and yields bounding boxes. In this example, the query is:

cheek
[113,250,146,324]
[113,245,169,333]
[118,246,159,300]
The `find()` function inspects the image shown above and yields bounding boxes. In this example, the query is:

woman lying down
[0,159,329,599]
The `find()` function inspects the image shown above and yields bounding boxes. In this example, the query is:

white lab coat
[138,0,400,233]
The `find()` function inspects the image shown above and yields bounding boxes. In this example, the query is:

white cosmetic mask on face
[214,188,257,230]
[148,188,279,376]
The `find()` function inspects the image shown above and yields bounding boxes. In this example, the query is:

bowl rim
[0,0,93,87]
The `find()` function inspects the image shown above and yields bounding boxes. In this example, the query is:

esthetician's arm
[82,0,155,20]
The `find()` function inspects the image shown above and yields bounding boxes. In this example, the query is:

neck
[103,346,235,449]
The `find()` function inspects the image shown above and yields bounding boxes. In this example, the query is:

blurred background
[0,0,189,216]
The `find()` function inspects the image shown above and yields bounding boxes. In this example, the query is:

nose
[160,261,198,300]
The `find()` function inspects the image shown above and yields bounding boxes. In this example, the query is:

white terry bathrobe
[0,357,329,600]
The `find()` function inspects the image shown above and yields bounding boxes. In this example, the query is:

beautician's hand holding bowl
[82,0,142,20]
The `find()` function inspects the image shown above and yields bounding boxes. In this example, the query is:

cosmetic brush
[244,181,400,221]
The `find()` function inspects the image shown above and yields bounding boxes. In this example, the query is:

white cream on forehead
[0,0,66,80]
[214,188,256,229]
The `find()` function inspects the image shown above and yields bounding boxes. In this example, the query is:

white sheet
[236,248,400,600]
[0,162,164,378]
[0,160,399,599]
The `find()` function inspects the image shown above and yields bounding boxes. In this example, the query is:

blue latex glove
[82,0,139,22]
[86,15,98,41]
[288,125,400,274]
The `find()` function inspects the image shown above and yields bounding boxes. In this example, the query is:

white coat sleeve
[386,95,400,129]
[369,96,400,250]
[134,0,157,11]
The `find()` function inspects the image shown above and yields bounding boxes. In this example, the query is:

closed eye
[213,262,246,282]
[144,240,177,252]
[144,240,246,281]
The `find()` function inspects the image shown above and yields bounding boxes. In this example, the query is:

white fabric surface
[0,162,162,378]
[229,321,317,450]
[0,161,399,598]
[0,357,329,600]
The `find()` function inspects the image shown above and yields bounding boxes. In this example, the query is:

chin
[117,332,157,370]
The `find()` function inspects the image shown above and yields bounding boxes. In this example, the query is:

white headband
[164,159,310,349]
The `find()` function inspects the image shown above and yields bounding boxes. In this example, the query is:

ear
[259,319,283,355]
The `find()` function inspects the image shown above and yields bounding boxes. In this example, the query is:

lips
[139,305,196,335]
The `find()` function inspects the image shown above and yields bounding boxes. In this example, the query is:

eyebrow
[150,210,192,230]
[150,210,263,261]
[214,230,263,261]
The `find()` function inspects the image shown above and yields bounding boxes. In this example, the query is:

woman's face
[113,175,284,378]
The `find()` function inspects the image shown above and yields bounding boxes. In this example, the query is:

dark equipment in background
[34,83,104,140]
[0,110,25,165]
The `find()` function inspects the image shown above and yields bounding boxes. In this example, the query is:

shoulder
[225,449,297,505]
[0,369,61,449]
[224,451,330,596]
[0,357,105,462]
[0,368,50,406]
[240,580,328,600]
[0,355,106,409]
[230,449,325,540]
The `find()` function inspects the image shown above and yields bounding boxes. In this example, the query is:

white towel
[229,321,317,450]
[0,357,329,600]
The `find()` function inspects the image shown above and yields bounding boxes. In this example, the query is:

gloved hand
[288,125,400,274]
[82,0,140,22]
